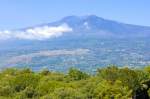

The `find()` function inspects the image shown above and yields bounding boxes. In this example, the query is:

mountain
[0,15,150,72]
[1,15,150,41]
[44,15,150,38]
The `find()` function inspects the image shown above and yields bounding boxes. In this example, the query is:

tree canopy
[0,66,150,99]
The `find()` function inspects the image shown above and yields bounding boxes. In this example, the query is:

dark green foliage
[67,68,89,81]
[0,66,150,99]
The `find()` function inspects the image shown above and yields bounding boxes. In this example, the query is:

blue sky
[0,0,150,30]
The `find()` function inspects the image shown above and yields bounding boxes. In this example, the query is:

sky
[0,0,150,30]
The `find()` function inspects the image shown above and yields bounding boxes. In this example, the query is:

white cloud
[0,30,12,40]
[0,23,72,40]
[83,22,90,29]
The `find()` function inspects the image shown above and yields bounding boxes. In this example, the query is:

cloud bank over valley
[0,23,72,40]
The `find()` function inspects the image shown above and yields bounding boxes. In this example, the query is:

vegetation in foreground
[0,66,150,99]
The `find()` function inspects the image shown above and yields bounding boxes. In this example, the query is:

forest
[0,66,150,99]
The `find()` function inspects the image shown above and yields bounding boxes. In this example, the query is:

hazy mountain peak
[61,15,104,21]
[84,15,104,20]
